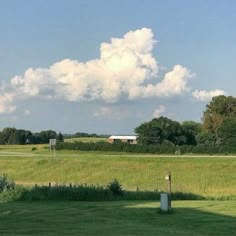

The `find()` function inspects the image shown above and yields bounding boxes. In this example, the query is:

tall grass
[64,137,107,143]
[0,146,235,198]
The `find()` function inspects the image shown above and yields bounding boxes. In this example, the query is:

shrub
[31,147,37,151]
[107,179,123,196]
[0,186,26,201]
[175,149,181,155]
[0,174,15,192]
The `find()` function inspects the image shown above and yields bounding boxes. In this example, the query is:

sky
[0,0,235,134]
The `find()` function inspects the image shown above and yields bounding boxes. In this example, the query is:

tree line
[0,128,64,145]
[57,140,236,154]
[70,132,108,138]
[1,95,236,153]
[58,95,236,154]
[135,95,236,148]
[0,128,107,145]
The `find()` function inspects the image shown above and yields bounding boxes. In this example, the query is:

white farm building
[108,135,137,144]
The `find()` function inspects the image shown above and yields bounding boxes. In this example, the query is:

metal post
[167,171,171,194]
[49,139,56,161]
[50,145,52,162]
[168,172,171,210]
[165,171,171,211]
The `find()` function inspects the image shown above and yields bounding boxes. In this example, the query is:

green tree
[196,132,217,146]
[202,95,236,141]
[218,117,236,145]
[0,128,16,144]
[181,121,202,145]
[57,132,64,142]
[204,95,236,116]
[135,116,186,145]
[12,129,32,144]
[135,120,162,145]
[0,128,32,144]
[39,130,57,144]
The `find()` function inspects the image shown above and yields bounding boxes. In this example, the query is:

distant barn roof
[108,135,137,140]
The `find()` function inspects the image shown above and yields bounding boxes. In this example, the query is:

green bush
[107,179,123,196]
[0,174,15,192]
[0,186,26,201]
[2,182,235,201]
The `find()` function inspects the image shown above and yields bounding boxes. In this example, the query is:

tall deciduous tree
[202,95,236,140]
[182,121,201,145]
[135,120,162,145]
[218,117,236,145]
[39,130,57,144]
[135,116,186,145]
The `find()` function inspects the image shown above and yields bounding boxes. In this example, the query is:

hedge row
[57,141,236,155]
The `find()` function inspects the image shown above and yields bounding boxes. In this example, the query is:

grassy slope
[64,137,107,143]
[0,200,235,235]
[0,145,235,198]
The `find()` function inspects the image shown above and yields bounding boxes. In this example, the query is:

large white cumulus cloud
[128,64,192,99]
[10,28,160,103]
[0,28,195,113]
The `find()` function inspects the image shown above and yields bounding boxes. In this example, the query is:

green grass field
[0,200,235,235]
[64,137,107,143]
[0,145,235,198]
[0,145,236,235]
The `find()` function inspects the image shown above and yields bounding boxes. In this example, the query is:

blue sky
[0,0,235,134]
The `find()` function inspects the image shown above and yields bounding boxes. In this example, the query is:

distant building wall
[108,135,137,144]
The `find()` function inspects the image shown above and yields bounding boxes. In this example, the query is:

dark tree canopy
[135,116,193,146]
[134,119,162,145]
[204,95,236,117]
[218,117,236,145]
[0,128,32,145]
[182,121,201,145]
[202,95,236,142]
[57,132,64,142]
[0,128,59,145]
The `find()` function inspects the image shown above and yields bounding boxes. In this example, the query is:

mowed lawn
[0,145,235,198]
[0,200,235,235]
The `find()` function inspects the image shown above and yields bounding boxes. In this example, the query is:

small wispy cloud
[153,105,166,118]
[0,93,16,113]
[24,109,31,116]
[93,106,130,120]
[192,89,225,102]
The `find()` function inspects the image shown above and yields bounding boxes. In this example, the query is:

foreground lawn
[0,200,235,235]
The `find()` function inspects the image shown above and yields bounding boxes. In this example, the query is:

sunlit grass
[64,137,107,143]
[0,145,235,198]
